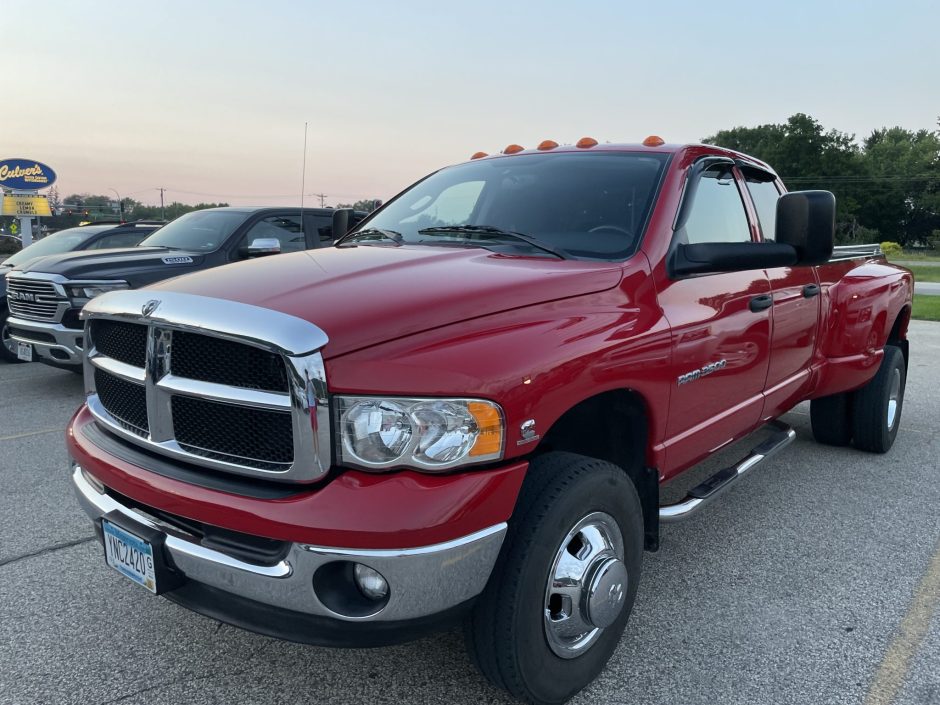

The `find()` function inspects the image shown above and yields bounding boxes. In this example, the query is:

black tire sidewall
[504,462,643,704]
[853,345,905,452]
[0,308,23,363]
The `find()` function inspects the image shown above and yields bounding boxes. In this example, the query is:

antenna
[300,121,308,226]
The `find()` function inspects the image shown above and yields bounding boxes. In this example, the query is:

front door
[656,164,772,478]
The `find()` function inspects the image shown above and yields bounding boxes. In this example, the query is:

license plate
[16,342,32,362]
[103,520,158,593]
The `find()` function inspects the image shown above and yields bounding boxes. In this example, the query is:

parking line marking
[0,427,63,442]
[864,539,940,705]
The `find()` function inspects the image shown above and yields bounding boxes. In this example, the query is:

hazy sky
[4,0,938,207]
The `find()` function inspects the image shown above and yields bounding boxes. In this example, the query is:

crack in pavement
[97,669,248,705]
[0,536,96,568]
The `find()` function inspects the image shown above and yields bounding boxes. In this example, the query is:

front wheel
[0,307,25,363]
[465,452,643,704]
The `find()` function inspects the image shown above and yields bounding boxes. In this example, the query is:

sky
[3,0,938,208]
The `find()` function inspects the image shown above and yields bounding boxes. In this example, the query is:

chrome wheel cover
[887,367,902,431]
[543,511,627,659]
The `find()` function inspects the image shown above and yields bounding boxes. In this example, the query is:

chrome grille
[6,276,68,322]
[172,396,294,469]
[94,368,149,436]
[82,290,330,483]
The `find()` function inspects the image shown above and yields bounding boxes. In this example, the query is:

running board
[659,421,796,523]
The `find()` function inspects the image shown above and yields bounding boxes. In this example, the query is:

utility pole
[158,187,165,220]
[312,192,327,207]
[108,188,123,222]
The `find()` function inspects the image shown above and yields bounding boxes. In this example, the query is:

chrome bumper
[7,315,83,365]
[72,465,506,622]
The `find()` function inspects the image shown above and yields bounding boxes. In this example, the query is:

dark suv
[1,221,163,362]
[5,207,357,369]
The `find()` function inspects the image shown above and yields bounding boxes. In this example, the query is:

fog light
[354,564,389,601]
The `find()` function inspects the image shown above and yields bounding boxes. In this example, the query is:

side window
[305,214,334,243]
[401,180,485,228]
[240,215,306,254]
[683,169,752,244]
[745,177,782,241]
[87,232,147,249]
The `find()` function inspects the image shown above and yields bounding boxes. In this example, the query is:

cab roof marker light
[643,135,666,147]
[537,140,559,151]
[470,151,488,160]
[576,137,598,148]
[502,144,525,154]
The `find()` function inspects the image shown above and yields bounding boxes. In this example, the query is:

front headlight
[337,396,504,472]
[66,281,130,304]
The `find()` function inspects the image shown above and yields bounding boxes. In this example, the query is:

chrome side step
[659,421,796,523]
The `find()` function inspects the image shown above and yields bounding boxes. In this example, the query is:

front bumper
[72,465,507,643]
[7,314,83,366]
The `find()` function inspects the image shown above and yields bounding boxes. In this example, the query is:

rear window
[745,177,782,241]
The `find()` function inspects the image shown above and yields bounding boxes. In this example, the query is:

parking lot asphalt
[1,323,938,705]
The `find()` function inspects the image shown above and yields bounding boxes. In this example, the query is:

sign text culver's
[0,158,57,190]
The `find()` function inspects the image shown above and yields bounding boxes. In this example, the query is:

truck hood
[149,245,623,358]
[9,247,207,285]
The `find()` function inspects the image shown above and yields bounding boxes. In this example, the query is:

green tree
[856,127,940,246]
[336,199,382,212]
[703,113,864,239]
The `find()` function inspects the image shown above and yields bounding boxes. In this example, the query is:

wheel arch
[533,388,660,551]
[887,303,911,369]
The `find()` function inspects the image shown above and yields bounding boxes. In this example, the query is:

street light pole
[108,188,124,222]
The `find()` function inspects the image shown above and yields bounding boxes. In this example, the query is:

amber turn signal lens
[503,144,525,154]
[576,137,598,148]
[471,151,488,160]
[642,135,665,147]
[468,401,503,457]
[537,140,559,150]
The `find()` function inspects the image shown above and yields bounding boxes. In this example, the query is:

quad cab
[67,139,912,704]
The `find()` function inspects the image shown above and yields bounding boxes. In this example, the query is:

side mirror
[775,190,835,265]
[246,237,281,257]
[332,208,354,239]
[672,242,797,276]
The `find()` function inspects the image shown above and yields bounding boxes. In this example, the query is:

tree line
[704,113,940,247]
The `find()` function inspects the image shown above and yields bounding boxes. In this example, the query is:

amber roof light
[470,151,488,160]
[503,144,525,154]
[576,137,598,148]
[537,140,559,150]
[642,135,665,147]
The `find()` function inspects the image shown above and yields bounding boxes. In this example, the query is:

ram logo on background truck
[4,206,359,369]
[67,139,912,705]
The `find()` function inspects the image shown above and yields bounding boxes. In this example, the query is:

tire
[465,452,643,705]
[852,345,906,453]
[0,307,25,364]
[810,392,854,446]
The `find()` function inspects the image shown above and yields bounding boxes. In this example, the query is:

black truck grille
[171,331,289,392]
[95,369,149,436]
[90,320,148,368]
[171,396,293,469]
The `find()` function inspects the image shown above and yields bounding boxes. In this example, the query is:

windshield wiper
[337,228,403,247]
[417,225,568,259]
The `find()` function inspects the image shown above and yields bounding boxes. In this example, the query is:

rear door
[657,162,773,472]
[741,169,821,418]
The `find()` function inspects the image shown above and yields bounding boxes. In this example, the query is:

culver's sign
[0,158,57,190]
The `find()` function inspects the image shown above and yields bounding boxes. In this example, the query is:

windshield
[139,210,246,252]
[4,227,103,266]
[350,152,668,260]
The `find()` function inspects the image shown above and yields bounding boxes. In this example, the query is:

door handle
[749,294,773,312]
[803,284,820,298]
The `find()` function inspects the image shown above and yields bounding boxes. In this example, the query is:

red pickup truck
[68,139,913,704]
